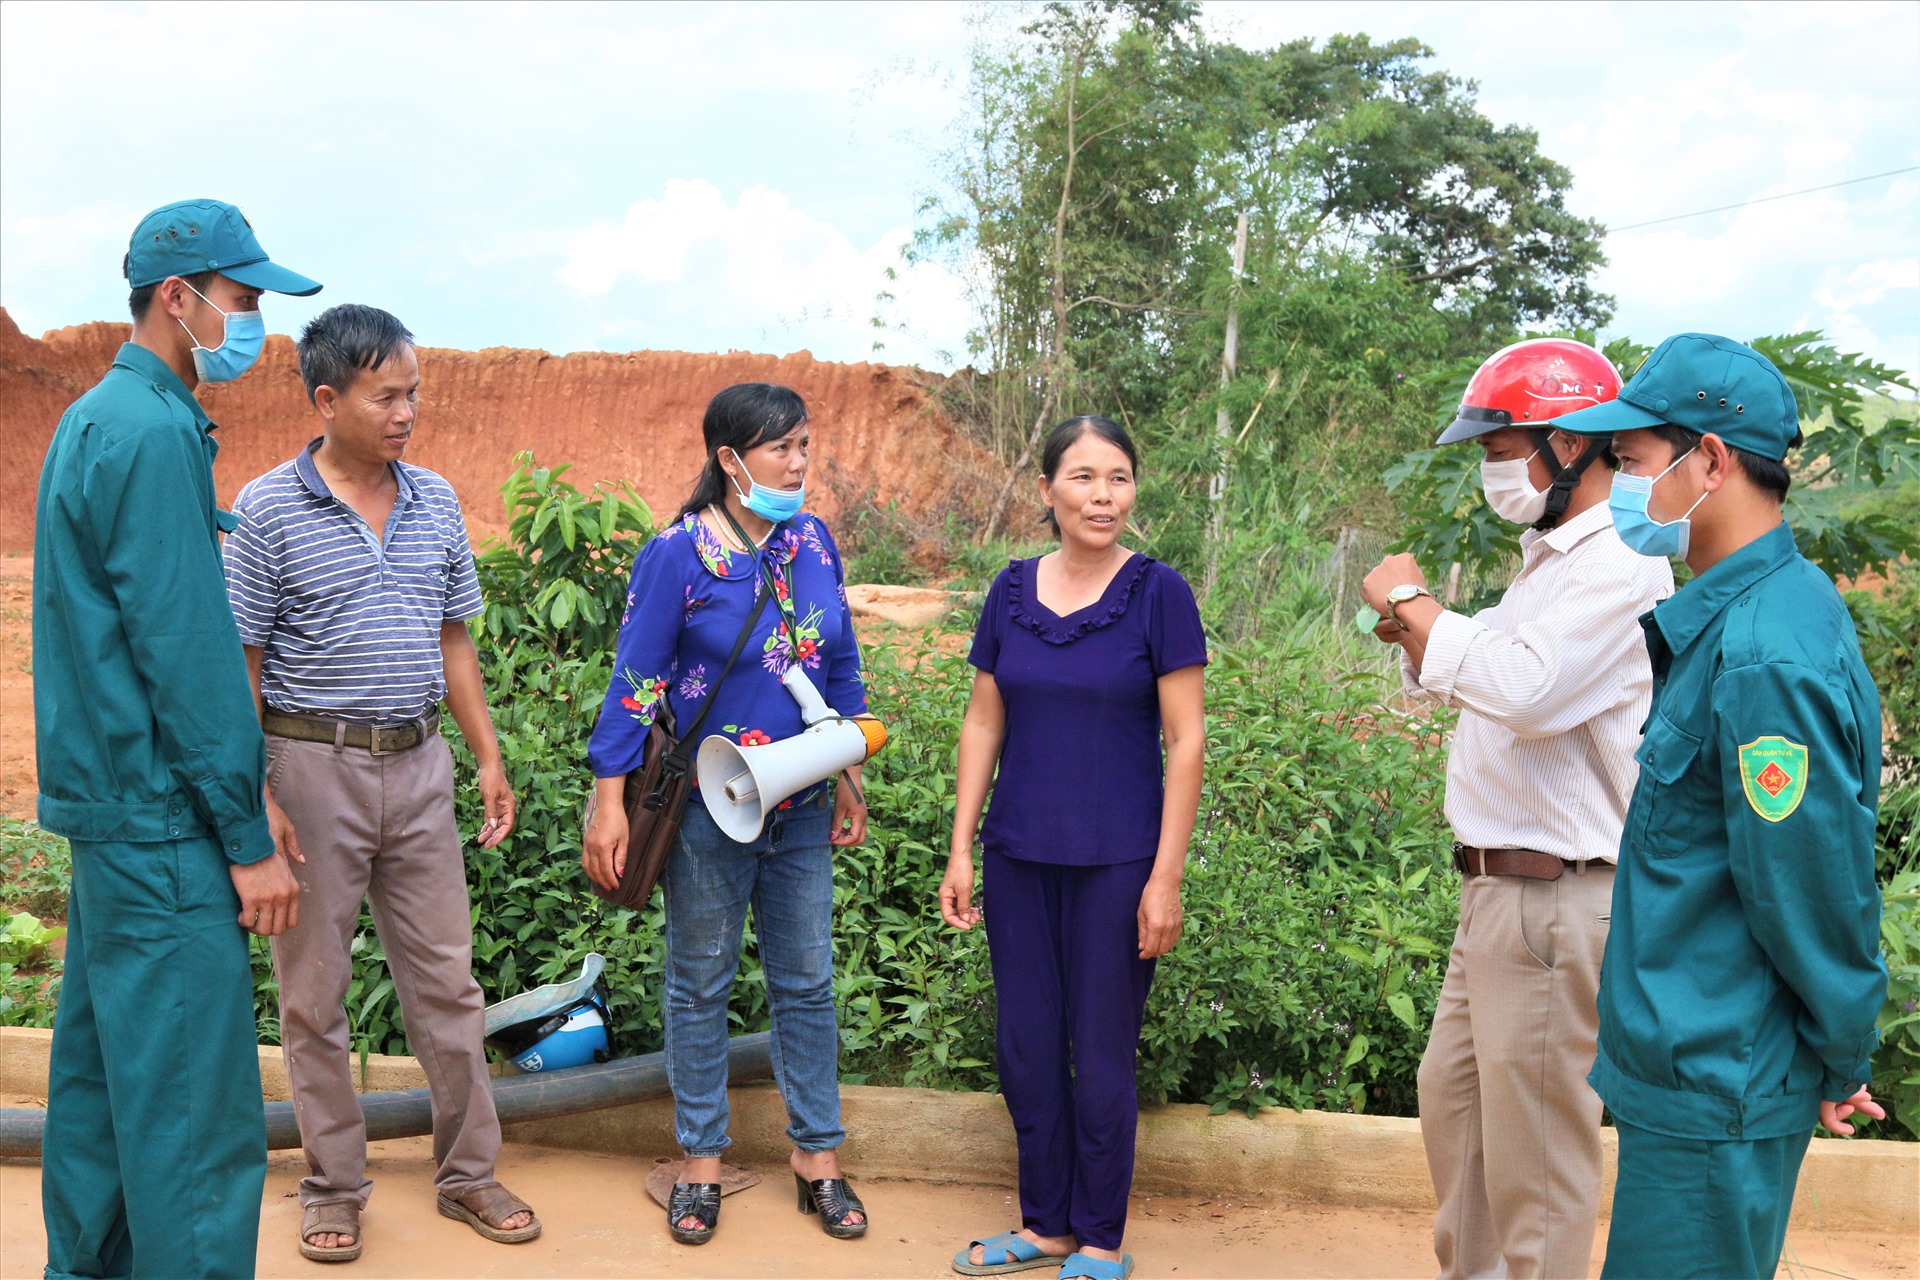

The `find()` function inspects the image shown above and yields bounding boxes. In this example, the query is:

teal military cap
[1548,333,1801,461]
[124,199,322,297]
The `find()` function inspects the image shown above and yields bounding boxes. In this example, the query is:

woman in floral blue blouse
[584,383,870,1247]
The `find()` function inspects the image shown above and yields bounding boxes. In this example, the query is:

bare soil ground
[3,1140,1914,1279]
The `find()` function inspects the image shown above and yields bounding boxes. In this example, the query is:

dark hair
[127,269,216,322]
[1040,415,1139,535]
[677,383,810,521]
[1647,422,1791,500]
[297,304,416,404]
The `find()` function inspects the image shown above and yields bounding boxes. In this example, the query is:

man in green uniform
[34,199,320,1278]
[1551,333,1886,1278]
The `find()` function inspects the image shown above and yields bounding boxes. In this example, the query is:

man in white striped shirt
[1362,339,1672,1279]
[224,304,538,1262]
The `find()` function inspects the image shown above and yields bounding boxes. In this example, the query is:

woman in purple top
[940,416,1207,1280]
[584,383,870,1247]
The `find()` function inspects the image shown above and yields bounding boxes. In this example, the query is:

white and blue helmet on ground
[482,953,612,1073]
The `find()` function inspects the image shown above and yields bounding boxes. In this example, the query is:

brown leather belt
[264,708,440,755]
[1453,844,1606,880]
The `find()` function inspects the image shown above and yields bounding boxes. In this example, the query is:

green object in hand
[1355,604,1385,636]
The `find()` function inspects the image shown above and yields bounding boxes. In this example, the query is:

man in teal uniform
[1552,333,1886,1278]
[34,199,320,1278]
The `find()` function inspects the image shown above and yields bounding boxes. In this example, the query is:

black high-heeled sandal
[666,1182,721,1245]
[793,1171,868,1239]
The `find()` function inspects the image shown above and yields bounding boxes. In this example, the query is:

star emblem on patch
[1738,737,1809,822]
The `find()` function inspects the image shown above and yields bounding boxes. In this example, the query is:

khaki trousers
[267,732,501,1209]
[1418,864,1613,1280]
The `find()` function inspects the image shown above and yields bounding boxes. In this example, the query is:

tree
[911,4,1615,544]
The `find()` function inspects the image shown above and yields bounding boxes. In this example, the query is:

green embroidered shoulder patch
[1738,736,1808,822]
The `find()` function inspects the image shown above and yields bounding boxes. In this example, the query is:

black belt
[1452,844,1608,881]
[264,708,440,755]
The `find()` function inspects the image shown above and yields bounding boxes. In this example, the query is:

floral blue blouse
[587,511,868,797]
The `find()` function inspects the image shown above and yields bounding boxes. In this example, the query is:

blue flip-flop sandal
[952,1229,1066,1275]
[1059,1252,1135,1280]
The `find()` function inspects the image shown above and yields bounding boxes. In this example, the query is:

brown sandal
[299,1201,363,1263]
[436,1182,542,1244]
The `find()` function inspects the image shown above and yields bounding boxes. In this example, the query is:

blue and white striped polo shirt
[225,440,482,724]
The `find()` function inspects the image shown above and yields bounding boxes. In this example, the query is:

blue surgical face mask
[178,280,265,383]
[1609,447,1706,559]
[727,451,805,523]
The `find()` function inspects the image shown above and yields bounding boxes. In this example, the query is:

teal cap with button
[123,198,322,297]
[1547,332,1802,461]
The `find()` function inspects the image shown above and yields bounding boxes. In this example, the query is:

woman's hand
[582,779,630,891]
[939,852,981,931]
[831,773,867,847]
[1137,874,1183,958]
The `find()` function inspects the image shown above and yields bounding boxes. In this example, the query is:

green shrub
[1875,871,1920,1139]
[0,816,71,919]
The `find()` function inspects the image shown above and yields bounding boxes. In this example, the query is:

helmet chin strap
[1527,427,1607,530]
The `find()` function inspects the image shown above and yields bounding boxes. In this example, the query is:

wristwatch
[1386,583,1434,624]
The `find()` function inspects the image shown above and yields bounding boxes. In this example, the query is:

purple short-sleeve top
[968,552,1207,866]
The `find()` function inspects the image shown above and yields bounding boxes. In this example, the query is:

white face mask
[1480,452,1548,524]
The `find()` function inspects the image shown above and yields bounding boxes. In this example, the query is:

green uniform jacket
[1590,523,1885,1141]
[33,343,273,863]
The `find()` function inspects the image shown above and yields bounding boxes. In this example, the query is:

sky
[2,0,1915,382]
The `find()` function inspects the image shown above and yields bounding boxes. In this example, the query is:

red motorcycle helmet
[1437,338,1620,444]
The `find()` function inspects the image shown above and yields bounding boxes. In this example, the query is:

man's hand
[265,794,305,864]
[476,760,516,849]
[1361,552,1429,618]
[1819,1088,1886,1136]
[231,852,299,936]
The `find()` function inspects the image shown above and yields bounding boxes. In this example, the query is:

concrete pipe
[0,1031,772,1160]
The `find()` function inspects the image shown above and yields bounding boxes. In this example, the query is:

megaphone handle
[837,768,864,807]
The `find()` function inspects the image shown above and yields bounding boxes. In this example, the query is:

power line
[1606,166,1918,233]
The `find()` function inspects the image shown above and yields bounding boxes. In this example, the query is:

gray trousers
[267,731,500,1209]
[1418,863,1614,1280]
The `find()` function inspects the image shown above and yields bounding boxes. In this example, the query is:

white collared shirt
[1402,501,1674,862]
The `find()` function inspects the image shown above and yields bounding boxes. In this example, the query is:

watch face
[1389,584,1423,604]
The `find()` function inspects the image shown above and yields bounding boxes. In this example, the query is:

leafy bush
[1,912,64,965]
[1875,871,1920,1139]
[1,816,71,919]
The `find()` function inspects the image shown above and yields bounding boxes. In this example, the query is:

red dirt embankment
[0,307,986,551]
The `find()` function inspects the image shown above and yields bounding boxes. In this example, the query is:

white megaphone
[697,666,888,842]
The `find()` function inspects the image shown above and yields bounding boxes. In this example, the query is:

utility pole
[1205,211,1249,599]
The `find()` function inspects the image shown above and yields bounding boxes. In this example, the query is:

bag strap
[664,573,771,771]
[716,504,799,655]
[713,504,865,808]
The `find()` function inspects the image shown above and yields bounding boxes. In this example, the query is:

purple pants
[984,848,1157,1251]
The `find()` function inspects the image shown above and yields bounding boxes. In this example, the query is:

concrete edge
[4,1026,1913,1233]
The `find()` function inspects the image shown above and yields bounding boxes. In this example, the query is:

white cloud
[2,1,1913,378]
[556,179,969,368]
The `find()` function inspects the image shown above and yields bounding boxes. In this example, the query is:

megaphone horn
[697,717,887,843]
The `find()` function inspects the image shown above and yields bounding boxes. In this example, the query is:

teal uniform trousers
[1600,1123,1811,1279]
[35,343,275,1277]
[1592,524,1885,1278]
[44,835,265,1279]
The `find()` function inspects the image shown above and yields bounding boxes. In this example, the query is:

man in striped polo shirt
[224,304,538,1263]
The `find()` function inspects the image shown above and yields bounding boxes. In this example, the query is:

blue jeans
[660,795,845,1158]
